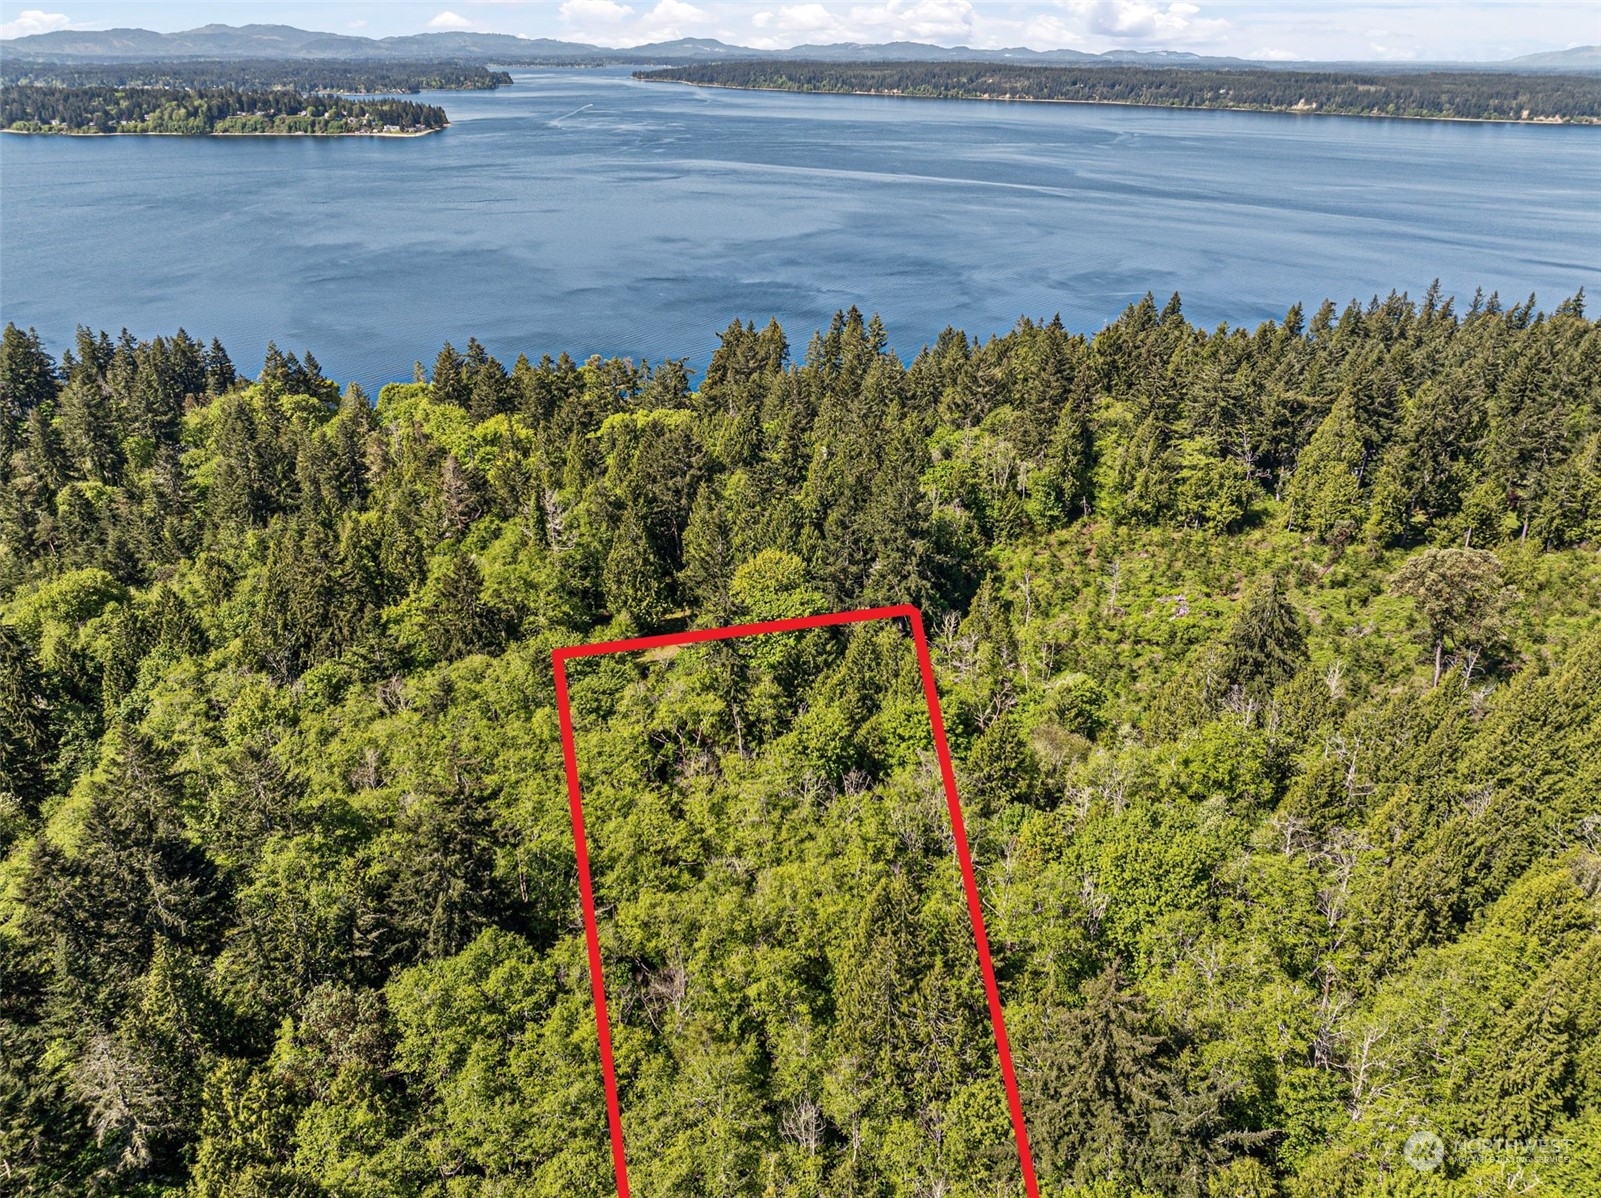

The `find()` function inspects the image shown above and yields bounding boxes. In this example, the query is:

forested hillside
[639,62,1601,123]
[2,288,1600,1196]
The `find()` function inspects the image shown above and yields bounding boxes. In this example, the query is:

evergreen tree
[1221,573,1308,701]
[1040,398,1094,524]
[55,372,124,484]
[0,323,58,461]
[1113,415,1177,525]
[680,484,735,625]
[431,341,468,408]
[1023,965,1193,1190]
[327,383,374,508]
[245,518,355,679]
[0,625,53,822]
[419,553,505,661]
[468,354,512,423]
[204,337,236,396]
[206,392,286,532]
[374,773,505,965]
[20,729,222,1020]
[603,510,670,630]
[1285,394,1365,543]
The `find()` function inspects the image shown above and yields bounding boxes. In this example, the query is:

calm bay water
[2,67,1598,390]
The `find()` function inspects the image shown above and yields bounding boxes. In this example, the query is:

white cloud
[1247,46,1300,61]
[649,0,711,22]
[428,11,476,29]
[635,0,712,40]
[732,0,1233,53]
[560,0,635,21]
[774,3,841,34]
[1055,0,1228,45]
[849,1,979,42]
[1020,14,1089,47]
[0,8,73,39]
[741,0,978,48]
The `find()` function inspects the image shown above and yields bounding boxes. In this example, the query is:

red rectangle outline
[554,603,1041,1197]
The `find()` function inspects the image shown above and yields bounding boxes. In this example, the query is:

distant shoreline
[1,126,445,137]
[646,78,1593,127]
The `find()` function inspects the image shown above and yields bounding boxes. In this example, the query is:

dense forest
[0,60,512,94]
[2,286,1600,1196]
[637,63,1601,123]
[0,85,448,134]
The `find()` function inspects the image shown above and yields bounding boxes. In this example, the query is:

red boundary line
[553,604,1040,1198]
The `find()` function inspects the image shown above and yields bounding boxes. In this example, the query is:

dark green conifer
[1221,574,1309,700]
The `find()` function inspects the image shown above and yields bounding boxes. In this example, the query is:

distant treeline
[0,59,512,93]
[639,61,1601,123]
[1,84,449,134]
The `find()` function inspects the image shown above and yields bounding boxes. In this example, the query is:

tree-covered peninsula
[638,62,1601,124]
[0,84,448,135]
[2,288,1600,1195]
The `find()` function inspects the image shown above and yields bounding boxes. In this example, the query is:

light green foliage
[1285,396,1365,544]
[2,566,128,671]
[1,292,1599,1195]
[1176,438,1254,534]
[730,549,827,623]
[1390,547,1518,684]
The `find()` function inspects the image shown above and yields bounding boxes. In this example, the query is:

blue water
[2,67,1598,391]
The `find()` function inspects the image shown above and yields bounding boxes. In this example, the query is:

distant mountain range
[0,23,1220,64]
[1,22,1596,72]
[1508,45,1601,68]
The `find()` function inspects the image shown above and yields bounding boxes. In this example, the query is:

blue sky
[1,1,1597,60]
